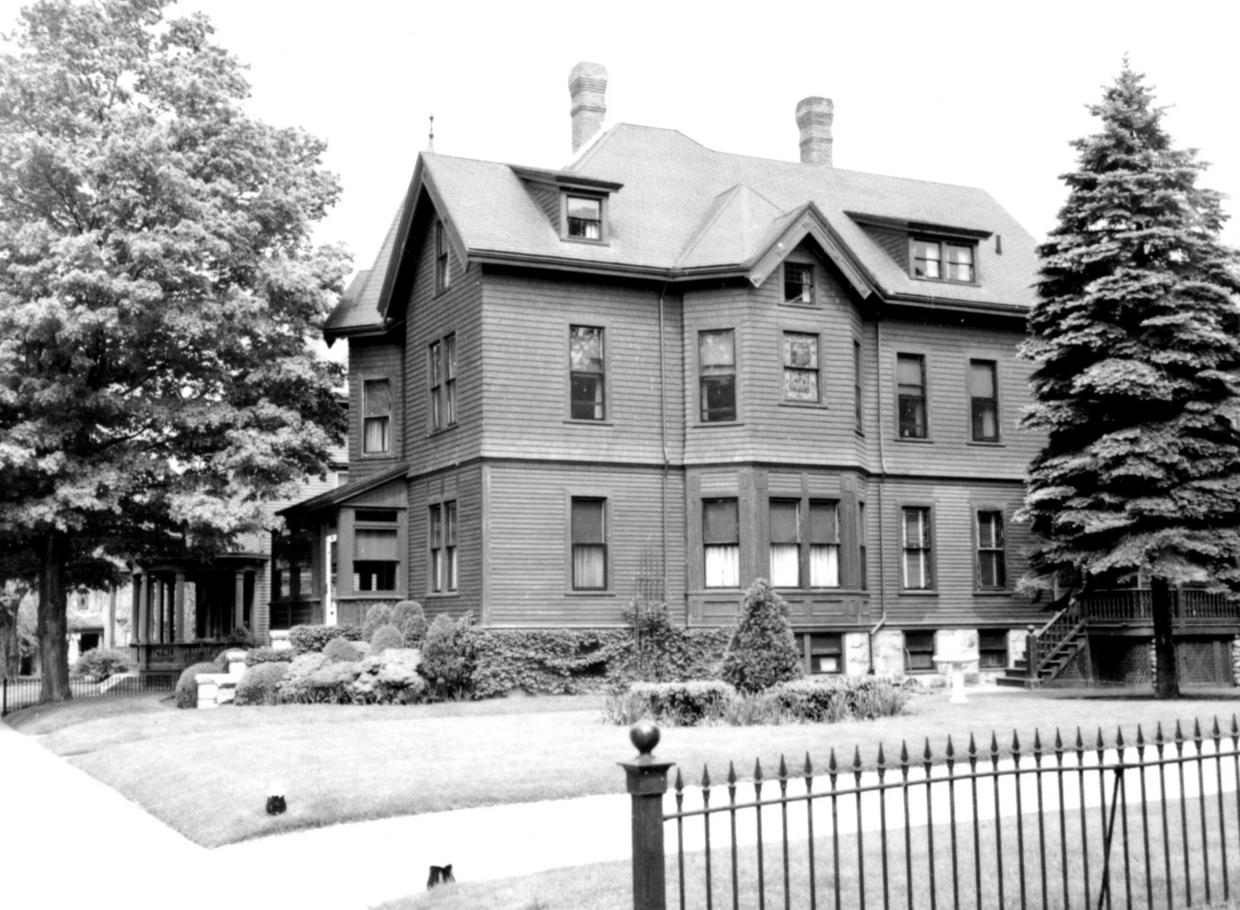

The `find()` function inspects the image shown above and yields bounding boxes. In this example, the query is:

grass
[8,685,1240,849]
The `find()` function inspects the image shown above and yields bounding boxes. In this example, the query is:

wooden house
[276,64,1238,686]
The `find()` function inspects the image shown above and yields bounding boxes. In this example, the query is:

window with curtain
[699,330,736,422]
[354,526,398,592]
[808,501,840,587]
[913,238,975,283]
[976,510,1006,589]
[571,498,606,590]
[969,359,999,441]
[703,498,739,588]
[362,379,391,454]
[570,326,605,420]
[769,499,800,587]
[896,353,927,439]
[857,501,868,591]
[565,195,603,240]
[902,507,933,590]
[782,332,819,402]
[783,262,814,304]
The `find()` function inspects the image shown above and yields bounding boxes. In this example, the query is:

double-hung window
[782,332,819,403]
[976,510,1006,589]
[435,220,450,293]
[857,502,868,591]
[429,501,458,593]
[784,263,814,304]
[699,330,736,422]
[354,509,399,593]
[570,326,605,420]
[703,498,739,588]
[808,501,840,587]
[429,335,457,431]
[362,379,391,454]
[565,195,603,241]
[571,498,607,590]
[769,500,801,587]
[902,507,933,590]
[768,499,839,588]
[913,238,975,282]
[896,353,927,439]
[969,360,999,441]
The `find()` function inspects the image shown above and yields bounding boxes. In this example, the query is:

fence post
[2,676,7,717]
[620,720,674,910]
[1026,625,1038,684]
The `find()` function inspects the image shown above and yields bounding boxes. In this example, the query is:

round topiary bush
[720,579,803,694]
[234,662,289,706]
[175,661,220,709]
[73,647,134,680]
[420,613,474,699]
[369,623,403,656]
[323,636,363,663]
[362,603,395,642]
[390,600,428,646]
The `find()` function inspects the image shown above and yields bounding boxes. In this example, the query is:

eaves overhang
[278,464,409,519]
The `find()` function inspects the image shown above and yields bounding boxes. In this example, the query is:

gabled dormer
[846,211,993,290]
[510,165,623,245]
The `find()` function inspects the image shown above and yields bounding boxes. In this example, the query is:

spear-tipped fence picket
[621,716,1240,910]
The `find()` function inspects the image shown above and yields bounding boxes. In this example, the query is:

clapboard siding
[482,462,686,627]
[406,463,482,622]
[401,209,485,471]
[876,319,1038,479]
[348,339,404,480]
[874,476,1041,628]
[479,272,684,464]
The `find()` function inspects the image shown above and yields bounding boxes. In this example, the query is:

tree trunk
[1150,576,1180,699]
[0,607,16,681]
[37,528,71,702]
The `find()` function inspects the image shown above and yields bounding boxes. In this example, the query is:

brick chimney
[795,96,834,166]
[569,61,608,153]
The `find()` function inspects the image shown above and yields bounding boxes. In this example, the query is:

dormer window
[563,194,604,242]
[912,238,975,283]
[783,262,815,304]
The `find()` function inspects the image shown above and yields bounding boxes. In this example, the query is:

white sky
[5,0,1240,271]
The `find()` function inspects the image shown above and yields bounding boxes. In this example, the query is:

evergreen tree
[0,0,348,701]
[720,579,803,693]
[1021,63,1240,698]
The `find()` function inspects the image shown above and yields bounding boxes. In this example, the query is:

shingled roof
[325,121,1037,337]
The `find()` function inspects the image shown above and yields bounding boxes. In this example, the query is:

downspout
[658,284,672,618]
[868,314,889,673]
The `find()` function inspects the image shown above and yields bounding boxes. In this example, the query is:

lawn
[7,685,1240,849]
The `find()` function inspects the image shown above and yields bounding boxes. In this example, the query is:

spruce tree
[1022,63,1240,698]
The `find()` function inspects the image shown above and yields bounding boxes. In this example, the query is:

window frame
[429,500,459,594]
[703,497,740,589]
[853,339,864,433]
[781,331,821,404]
[857,501,868,591]
[361,377,392,455]
[570,497,608,591]
[802,632,843,675]
[428,334,458,432]
[968,359,1000,443]
[910,237,977,284]
[978,629,1009,670]
[768,497,840,590]
[901,505,934,591]
[561,192,606,244]
[782,261,816,305]
[904,630,937,673]
[975,509,1007,591]
[699,329,737,423]
[569,324,606,421]
[895,353,928,440]
[352,509,402,595]
[434,219,451,294]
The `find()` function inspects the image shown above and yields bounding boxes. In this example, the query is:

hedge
[174,661,220,710]
[468,629,629,698]
[288,624,361,654]
[234,662,288,706]
[245,647,295,667]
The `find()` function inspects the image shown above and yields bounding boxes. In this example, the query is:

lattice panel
[1092,639,1151,685]
[1178,639,1228,686]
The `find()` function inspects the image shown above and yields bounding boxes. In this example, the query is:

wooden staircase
[997,602,1089,688]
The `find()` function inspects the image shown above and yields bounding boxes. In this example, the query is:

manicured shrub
[72,647,134,680]
[362,603,395,642]
[720,580,803,693]
[234,662,288,706]
[174,661,219,709]
[277,652,361,704]
[605,680,737,726]
[369,623,404,656]
[390,600,428,647]
[469,628,629,698]
[420,613,475,698]
[288,624,361,654]
[244,647,295,667]
[606,603,732,687]
[323,636,363,663]
[348,648,427,704]
[768,676,912,722]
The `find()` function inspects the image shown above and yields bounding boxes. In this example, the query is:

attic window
[783,263,815,304]
[912,238,975,283]
[563,194,604,242]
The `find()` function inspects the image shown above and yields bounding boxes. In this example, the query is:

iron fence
[1,672,177,716]
[623,717,1240,910]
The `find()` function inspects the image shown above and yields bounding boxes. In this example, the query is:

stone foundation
[843,632,870,676]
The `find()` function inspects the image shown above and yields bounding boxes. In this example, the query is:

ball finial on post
[630,720,660,757]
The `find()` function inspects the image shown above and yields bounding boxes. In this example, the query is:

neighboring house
[277,64,1238,686]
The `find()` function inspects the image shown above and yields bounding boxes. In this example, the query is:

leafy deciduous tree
[1021,63,1240,698]
[0,0,348,702]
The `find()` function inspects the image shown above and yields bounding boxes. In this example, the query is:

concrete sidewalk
[0,721,634,910]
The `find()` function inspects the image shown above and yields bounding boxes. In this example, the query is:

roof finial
[427,114,435,152]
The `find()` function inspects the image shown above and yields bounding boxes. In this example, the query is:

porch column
[104,586,116,649]
[155,576,165,643]
[136,572,148,645]
[177,572,193,643]
[234,571,245,632]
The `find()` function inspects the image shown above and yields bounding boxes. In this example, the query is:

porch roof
[277,464,408,519]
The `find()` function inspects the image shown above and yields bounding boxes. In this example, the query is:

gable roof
[326,121,1037,334]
